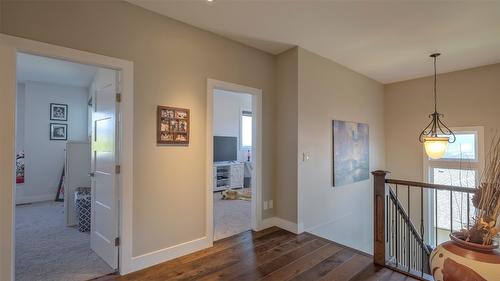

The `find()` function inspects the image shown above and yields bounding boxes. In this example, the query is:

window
[439,133,477,160]
[241,111,252,148]
[424,127,484,244]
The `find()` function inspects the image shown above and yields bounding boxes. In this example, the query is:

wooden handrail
[386,178,475,193]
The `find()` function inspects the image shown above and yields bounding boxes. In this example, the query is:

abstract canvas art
[332,120,369,186]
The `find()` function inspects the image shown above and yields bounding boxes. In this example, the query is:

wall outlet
[269,200,273,209]
[263,200,268,210]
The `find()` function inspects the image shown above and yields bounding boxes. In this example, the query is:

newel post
[372,170,388,266]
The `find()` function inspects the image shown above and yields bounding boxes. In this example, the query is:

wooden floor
[93,227,417,281]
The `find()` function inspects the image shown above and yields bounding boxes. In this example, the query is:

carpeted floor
[213,189,251,241]
[15,201,114,281]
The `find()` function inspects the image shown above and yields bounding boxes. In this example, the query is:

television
[214,136,237,162]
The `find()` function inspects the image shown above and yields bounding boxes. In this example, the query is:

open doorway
[14,53,119,281]
[211,85,261,241]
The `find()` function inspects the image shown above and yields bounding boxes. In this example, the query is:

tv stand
[213,162,244,192]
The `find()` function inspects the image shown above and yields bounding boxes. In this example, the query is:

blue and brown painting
[332,120,369,186]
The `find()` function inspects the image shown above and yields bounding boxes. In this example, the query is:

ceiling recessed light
[207,0,214,2]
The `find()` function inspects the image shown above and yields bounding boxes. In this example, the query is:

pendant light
[418,53,455,159]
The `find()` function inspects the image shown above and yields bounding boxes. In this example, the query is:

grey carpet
[15,201,114,281]
[213,189,251,241]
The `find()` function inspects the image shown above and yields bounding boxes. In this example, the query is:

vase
[430,232,500,281]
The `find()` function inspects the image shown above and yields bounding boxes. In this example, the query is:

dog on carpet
[221,189,251,201]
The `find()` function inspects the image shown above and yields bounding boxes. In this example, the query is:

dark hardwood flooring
[92,227,418,281]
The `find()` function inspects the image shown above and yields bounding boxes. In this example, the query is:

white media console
[213,162,244,192]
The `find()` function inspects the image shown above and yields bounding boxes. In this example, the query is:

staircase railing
[387,188,431,275]
[372,170,476,281]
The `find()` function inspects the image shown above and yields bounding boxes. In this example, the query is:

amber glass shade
[423,136,449,159]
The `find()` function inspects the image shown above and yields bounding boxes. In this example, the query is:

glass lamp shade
[423,137,449,159]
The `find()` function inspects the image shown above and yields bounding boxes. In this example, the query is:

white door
[90,68,119,269]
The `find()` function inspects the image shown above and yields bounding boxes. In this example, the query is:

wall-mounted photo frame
[50,123,68,141]
[50,103,68,121]
[332,120,369,187]
[157,106,190,145]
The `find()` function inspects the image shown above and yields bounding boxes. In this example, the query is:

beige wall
[0,43,16,281]
[385,63,500,182]
[273,47,299,223]
[297,48,385,254]
[0,0,3,32]
[2,0,275,256]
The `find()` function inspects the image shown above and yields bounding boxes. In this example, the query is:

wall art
[332,120,369,186]
[157,106,190,145]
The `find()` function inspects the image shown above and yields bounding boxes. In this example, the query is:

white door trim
[206,78,263,244]
[0,33,135,277]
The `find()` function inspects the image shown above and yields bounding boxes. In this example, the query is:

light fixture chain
[434,55,437,113]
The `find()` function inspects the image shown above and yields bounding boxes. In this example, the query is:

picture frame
[332,120,369,187]
[50,103,68,121]
[50,123,68,141]
[157,106,190,145]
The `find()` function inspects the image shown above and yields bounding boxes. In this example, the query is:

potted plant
[430,138,500,281]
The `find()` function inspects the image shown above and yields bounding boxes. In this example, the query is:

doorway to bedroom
[14,52,120,281]
[212,88,256,241]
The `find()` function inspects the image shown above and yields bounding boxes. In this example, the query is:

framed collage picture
[50,103,68,121]
[157,106,190,145]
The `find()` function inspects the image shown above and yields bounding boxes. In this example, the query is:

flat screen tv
[214,136,237,162]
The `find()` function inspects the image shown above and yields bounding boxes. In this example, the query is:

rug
[214,189,252,241]
[15,201,114,281]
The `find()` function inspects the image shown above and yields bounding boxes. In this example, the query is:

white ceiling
[17,53,98,88]
[127,0,500,83]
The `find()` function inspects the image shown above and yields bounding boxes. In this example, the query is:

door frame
[0,34,135,279]
[206,78,263,243]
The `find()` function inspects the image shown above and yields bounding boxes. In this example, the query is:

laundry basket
[75,187,91,232]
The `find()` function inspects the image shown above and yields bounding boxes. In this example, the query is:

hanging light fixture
[418,53,455,159]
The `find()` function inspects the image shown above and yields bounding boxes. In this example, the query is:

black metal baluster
[407,186,411,271]
[420,187,424,277]
[410,233,413,271]
[450,190,453,234]
[395,184,399,267]
[391,195,395,259]
[467,192,470,230]
[435,189,438,246]
[389,194,392,259]
[412,234,415,270]
[403,218,407,268]
[390,197,394,259]
[386,195,389,243]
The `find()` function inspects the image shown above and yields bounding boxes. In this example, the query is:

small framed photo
[160,109,174,119]
[160,132,174,142]
[50,123,68,141]
[178,120,188,132]
[50,103,68,121]
[157,106,190,145]
[175,110,188,119]
[175,133,188,142]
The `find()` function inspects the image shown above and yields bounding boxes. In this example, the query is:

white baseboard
[259,217,303,234]
[15,194,54,205]
[130,236,211,272]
